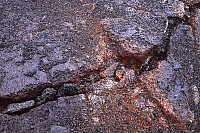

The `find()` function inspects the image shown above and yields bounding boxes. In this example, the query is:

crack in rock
[0,9,189,116]
[2,83,84,115]
[101,15,183,76]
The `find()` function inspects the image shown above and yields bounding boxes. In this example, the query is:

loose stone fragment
[115,71,123,80]
[35,88,57,106]
[115,66,126,80]
[99,72,106,78]
[57,83,82,97]
[102,62,119,78]
[117,69,135,88]
[4,100,35,114]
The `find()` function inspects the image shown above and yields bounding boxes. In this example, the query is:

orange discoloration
[100,72,106,78]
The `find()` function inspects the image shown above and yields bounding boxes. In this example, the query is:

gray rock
[50,125,70,133]
[0,95,88,132]
[168,23,199,122]
[4,100,35,114]
[36,88,57,106]
[139,22,200,124]
[102,16,166,51]
[0,0,104,105]
[57,83,82,97]
[100,0,186,71]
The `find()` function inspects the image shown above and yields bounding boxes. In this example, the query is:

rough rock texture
[35,88,57,106]
[0,0,199,132]
[0,0,105,105]
[101,0,186,72]
[4,100,35,114]
[57,83,82,97]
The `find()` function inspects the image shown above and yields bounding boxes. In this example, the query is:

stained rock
[102,62,119,78]
[100,0,187,71]
[0,0,199,132]
[137,22,200,124]
[85,78,117,95]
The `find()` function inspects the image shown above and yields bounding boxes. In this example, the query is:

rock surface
[0,0,104,105]
[0,0,199,132]
[4,100,35,114]
[57,83,82,97]
[36,88,57,106]
[50,126,70,133]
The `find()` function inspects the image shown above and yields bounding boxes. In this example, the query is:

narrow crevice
[101,15,185,127]
[138,16,183,75]
[0,63,106,115]
[0,82,64,106]
[182,3,200,132]
[103,16,183,76]
[183,2,200,46]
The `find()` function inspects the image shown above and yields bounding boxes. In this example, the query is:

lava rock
[35,88,57,106]
[0,0,199,132]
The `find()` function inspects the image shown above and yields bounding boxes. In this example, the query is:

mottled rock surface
[57,83,82,97]
[36,88,57,106]
[0,0,199,132]
[4,100,35,114]
[0,0,104,105]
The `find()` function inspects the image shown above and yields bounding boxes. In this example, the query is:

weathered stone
[50,125,70,133]
[100,0,186,71]
[4,100,35,114]
[0,86,194,132]
[0,0,199,132]
[0,95,88,132]
[102,17,166,51]
[36,88,57,106]
[57,83,82,97]
[0,0,104,105]
[137,22,200,125]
